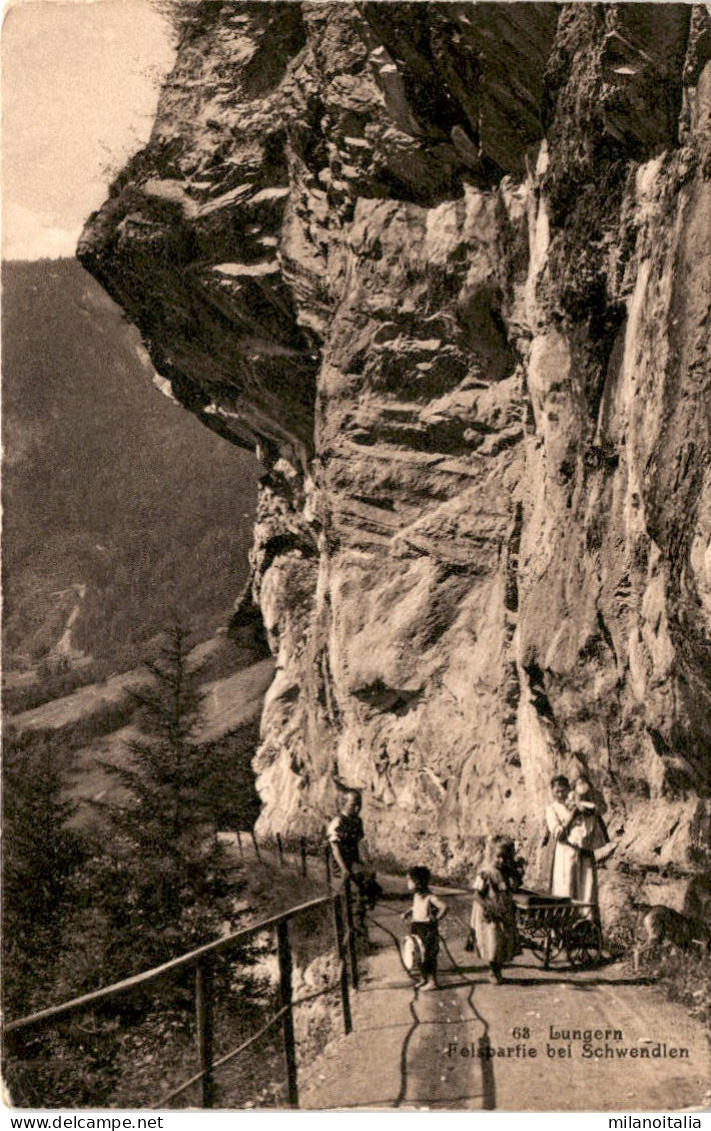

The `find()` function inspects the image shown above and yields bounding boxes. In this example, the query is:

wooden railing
[230,830,326,881]
[4,879,360,1109]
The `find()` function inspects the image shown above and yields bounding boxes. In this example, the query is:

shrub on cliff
[149,0,220,38]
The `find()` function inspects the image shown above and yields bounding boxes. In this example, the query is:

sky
[1,0,176,260]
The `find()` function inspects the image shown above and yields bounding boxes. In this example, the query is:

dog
[637,903,710,955]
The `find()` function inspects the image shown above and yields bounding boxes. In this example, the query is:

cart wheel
[526,940,547,966]
[566,920,602,968]
[401,934,426,978]
[523,929,562,968]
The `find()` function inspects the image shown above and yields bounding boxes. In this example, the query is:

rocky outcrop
[79,2,711,914]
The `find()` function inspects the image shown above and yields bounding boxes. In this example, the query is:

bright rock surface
[79,3,711,915]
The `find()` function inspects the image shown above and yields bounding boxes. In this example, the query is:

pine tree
[2,731,82,1016]
[94,623,231,970]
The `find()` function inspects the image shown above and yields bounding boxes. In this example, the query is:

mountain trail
[298,885,710,1112]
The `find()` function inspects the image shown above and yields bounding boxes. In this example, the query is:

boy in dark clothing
[327,790,364,879]
[327,790,372,930]
[401,865,447,991]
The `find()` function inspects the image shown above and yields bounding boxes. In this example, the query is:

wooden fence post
[277,833,284,868]
[251,829,262,863]
[276,920,298,1108]
[300,837,307,878]
[331,896,352,1035]
[195,959,215,1108]
[344,879,359,991]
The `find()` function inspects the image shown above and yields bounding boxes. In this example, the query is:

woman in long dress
[566,778,609,922]
[545,775,578,897]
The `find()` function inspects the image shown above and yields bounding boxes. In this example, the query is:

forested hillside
[2,259,260,685]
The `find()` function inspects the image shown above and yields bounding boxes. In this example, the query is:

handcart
[513,889,603,969]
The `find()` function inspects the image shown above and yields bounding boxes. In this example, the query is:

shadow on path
[299,890,710,1112]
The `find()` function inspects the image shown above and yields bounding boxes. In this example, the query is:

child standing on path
[401,866,447,992]
[471,835,520,984]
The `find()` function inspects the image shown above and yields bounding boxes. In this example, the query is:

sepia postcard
[2,0,710,1117]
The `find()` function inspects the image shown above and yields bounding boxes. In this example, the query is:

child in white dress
[470,836,520,984]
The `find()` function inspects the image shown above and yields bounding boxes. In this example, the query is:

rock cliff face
[79,2,711,914]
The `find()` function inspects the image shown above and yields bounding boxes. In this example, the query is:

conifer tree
[3,731,82,1016]
[95,622,230,969]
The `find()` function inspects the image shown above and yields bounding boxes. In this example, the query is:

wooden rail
[4,894,334,1035]
[195,960,215,1108]
[4,827,370,1110]
[231,831,314,876]
[276,920,298,1107]
[4,886,359,1110]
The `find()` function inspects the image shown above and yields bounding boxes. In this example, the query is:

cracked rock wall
[79,2,711,914]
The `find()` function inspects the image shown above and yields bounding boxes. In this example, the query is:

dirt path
[300,887,710,1112]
